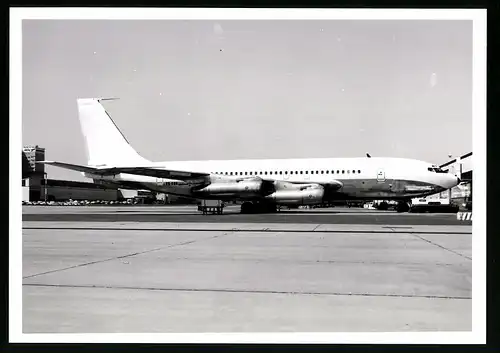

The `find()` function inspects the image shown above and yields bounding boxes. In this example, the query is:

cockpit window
[428,167,447,173]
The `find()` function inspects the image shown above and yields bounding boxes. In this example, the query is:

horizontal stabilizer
[37,161,101,174]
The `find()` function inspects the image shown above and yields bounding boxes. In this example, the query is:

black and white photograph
[11,7,486,344]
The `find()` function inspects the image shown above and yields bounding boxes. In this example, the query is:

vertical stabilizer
[76,98,150,167]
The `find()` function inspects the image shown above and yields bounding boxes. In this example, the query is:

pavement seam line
[311,224,321,232]
[22,233,228,280]
[409,233,472,261]
[89,255,463,267]
[23,283,472,300]
[22,227,472,235]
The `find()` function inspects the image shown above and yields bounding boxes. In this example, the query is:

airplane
[39,98,461,213]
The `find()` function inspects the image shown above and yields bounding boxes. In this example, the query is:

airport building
[41,179,121,202]
[22,145,46,201]
[22,145,46,175]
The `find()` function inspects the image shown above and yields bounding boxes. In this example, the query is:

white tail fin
[77,98,150,167]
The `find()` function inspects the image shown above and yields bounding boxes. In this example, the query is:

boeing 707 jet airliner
[40,98,460,213]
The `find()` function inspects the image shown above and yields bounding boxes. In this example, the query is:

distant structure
[21,144,157,203]
[22,145,46,175]
[22,145,46,201]
[439,151,472,181]
[440,152,472,206]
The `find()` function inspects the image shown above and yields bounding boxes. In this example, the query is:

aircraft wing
[103,166,209,180]
[38,161,210,181]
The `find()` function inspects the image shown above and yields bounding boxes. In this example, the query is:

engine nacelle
[195,180,271,196]
[265,187,325,205]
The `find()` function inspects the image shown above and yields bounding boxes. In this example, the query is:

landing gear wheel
[253,203,277,214]
[396,201,410,213]
[241,202,277,214]
[377,201,389,210]
[263,203,278,213]
[241,202,254,214]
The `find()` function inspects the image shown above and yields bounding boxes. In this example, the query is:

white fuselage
[86,156,459,202]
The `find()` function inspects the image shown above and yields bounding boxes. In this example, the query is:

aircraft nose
[441,174,460,189]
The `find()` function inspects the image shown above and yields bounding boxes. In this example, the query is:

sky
[22,19,473,181]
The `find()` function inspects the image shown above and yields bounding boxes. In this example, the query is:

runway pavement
[22,205,471,225]
[21,205,472,333]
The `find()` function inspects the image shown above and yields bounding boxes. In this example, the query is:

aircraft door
[376,169,386,183]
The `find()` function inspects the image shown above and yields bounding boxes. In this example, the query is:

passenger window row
[211,170,362,176]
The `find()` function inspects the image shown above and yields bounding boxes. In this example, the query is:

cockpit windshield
[428,167,447,173]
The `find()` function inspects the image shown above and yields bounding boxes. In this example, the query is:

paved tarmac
[22,205,471,225]
[22,214,472,333]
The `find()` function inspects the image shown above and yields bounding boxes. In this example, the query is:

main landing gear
[395,201,411,213]
[241,201,278,214]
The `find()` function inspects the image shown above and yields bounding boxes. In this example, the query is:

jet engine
[194,179,274,197]
[265,186,325,205]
